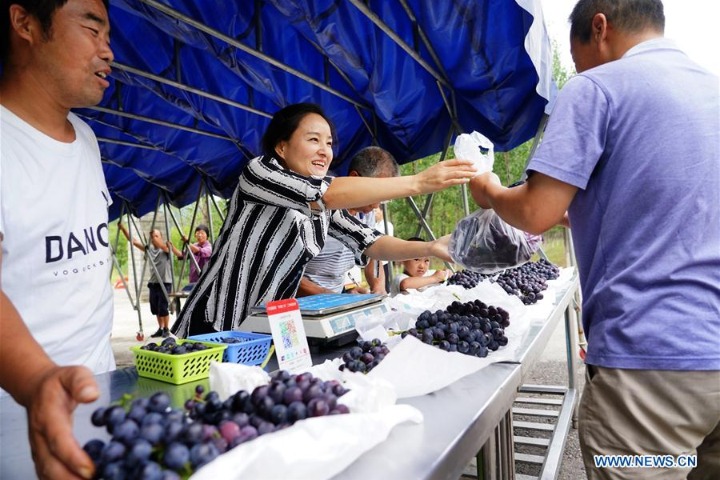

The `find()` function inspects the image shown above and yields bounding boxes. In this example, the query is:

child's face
[403,257,431,277]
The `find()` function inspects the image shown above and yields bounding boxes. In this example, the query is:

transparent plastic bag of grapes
[449,209,534,274]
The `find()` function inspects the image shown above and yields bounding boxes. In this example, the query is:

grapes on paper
[339,338,390,373]
[492,259,560,305]
[401,299,510,357]
[84,371,349,478]
[448,259,560,305]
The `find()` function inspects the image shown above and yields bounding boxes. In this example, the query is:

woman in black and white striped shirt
[172,103,476,337]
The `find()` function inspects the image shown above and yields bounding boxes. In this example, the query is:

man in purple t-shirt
[469,0,719,478]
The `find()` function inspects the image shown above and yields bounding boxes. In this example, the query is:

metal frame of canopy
[78,0,554,221]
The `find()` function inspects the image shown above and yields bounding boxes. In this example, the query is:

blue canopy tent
[74,0,557,221]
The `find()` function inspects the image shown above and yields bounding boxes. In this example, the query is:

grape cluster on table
[493,259,560,305]
[401,299,510,357]
[339,338,390,373]
[220,337,245,344]
[84,370,349,479]
[140,337,209,355]
[446,270,487,289]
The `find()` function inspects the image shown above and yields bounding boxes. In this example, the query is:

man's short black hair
[1,0,110,63]
[570,0,664,43]
[349,146,400,178]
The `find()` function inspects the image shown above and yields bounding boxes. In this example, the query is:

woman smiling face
[274,113,333,178]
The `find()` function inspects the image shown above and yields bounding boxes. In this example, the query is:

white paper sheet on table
[191,404,421,480]
[199,363,422,480]
[368,335,493,398]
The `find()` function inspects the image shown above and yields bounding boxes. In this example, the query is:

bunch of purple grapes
[401,299,510,357]
[339,338,390,373]
[83,371,349,479]
[492,259,560,305]
[220,337,243,344]
[140,337,209,355]
[446,270,488,289]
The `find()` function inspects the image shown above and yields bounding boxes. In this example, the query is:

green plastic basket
[130,340,226,385]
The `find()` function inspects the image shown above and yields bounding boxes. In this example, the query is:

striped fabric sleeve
[328,209,382,266]
[238,156,331,214]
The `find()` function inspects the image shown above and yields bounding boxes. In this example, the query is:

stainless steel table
[1,362,521,480]
[1,274,579,480]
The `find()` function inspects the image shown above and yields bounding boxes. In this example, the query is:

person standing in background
[118,223,184,338]
[469,0,719,477]
[0,0,115,477]
[181,223,212,286]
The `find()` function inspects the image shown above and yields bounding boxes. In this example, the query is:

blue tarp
[74,0,556,220]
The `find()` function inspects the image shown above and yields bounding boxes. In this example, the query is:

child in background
[391,237,453,294]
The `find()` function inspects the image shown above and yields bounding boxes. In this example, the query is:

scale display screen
[252,293,384,316]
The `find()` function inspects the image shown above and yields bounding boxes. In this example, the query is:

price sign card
[266,298,312,373]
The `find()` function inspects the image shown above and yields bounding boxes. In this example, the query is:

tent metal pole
[406,196,436,241]
[111,62,272,118]
[111,204,141,314]
[413,192,435,238]
[520,114,549,181]
[437,82,463,134]
[203,178,218,242]
[162,194,177,296]
[207,184,227,224]
[353,105,376,139]
[165,189,203,284]
[127,201,169,324]
[412,128,455,237]
[97,137,160,150]
[347,0,449,88]
[132,0,369,111]
[84,107,235,142]
[396,0,451,83]
[122,203,146,334]
[379,202,394,287]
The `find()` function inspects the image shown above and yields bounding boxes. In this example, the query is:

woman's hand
[414,159,478,194]
[26,366,100,479]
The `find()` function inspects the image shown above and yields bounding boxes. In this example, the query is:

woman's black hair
[261,103,337,159]
[195,224,210,236]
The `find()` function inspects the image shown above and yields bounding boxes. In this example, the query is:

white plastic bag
[454,131,494,175]
[449,209,534,273]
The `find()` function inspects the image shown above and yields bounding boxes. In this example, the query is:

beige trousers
[579,367,720,480]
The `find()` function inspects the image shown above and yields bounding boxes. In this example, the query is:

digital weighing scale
[238,293,389,346]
